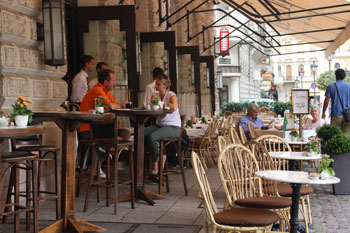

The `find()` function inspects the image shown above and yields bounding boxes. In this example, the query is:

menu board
[292,89,309,114]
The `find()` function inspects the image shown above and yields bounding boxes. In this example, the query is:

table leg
[290,183,302,233]
[40,122,105,233]
[132,117,165,205]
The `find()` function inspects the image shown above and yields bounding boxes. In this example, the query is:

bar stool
[0,151,39,233]
[16,145,61,220]
[157,115,188,195]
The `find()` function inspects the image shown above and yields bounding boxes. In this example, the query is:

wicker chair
[192,152,280,233]
[223,110,233,118]
[218,144,291,232]
[230,127,242,144]
[252,138,313,232]
[236,124,247,144]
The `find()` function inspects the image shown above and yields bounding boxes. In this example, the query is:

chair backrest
[218,144,262,206]
[223,110,233,118]
[260,106,270,113]
[255,135,291,170]
[236,124,247,144]
[248,121,259,139]
[219,127,233,145]
[217,136,228,153]
[245,140,280,196]
[191,152,218,224]
[230,127,241,144]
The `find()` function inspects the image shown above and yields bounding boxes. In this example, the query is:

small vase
[15,115,28,127]
[96,106,104,114]
[153,105,160,111]
[291,136,297,142]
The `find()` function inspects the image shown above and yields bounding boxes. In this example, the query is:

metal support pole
[329,60,332,117]
[314,73,316,104]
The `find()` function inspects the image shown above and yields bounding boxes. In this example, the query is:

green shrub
[273,101,292,117]
[317,124,343,142]
[221,101,291,116]
[324,134,350,154]
[221,102,248,112]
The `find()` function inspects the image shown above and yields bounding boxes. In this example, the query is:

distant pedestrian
[322,69,350,135]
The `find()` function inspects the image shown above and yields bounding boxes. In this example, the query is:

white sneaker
[99,168,106,179]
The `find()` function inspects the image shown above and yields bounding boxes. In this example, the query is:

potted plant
[290,128,299,141]
[307,139,319,155]
[151,96,160,110]
[11,96,33,127]
[324,134,350,194]
[95,96,106,114]
[317,124,343,153]
[318,155,335,178]
[201,117,207,124]
[186,120,193,128]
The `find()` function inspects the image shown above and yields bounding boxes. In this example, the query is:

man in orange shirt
[79,69,130,140]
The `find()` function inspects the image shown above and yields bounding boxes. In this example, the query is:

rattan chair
[230,127,242,144]
[236,124,247,144]
[250,139,313,232]
[192,152,280,233]
[223,110,233,119]
[218,144,291,231]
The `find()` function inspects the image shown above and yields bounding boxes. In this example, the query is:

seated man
[239,103,265,137]
[79,69,130,140]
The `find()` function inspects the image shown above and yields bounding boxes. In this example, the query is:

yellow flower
[23,102,29,106]
[18,96,24,100]
[20,104,24,107]
[27,99,32,104]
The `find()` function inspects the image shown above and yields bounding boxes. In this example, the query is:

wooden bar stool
[0,151,39,233]
[157,115,188,196]
[84,139,135,214]
[16,145,61,220]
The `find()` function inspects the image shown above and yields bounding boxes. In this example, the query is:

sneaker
[99,168,106,179]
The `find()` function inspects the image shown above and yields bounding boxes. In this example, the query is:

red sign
[220,28,229,54]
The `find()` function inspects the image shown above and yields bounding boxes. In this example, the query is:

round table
[256,170,340,233]
[269,151,322,171]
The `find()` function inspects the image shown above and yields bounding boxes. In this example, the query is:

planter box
[332,152,350,195]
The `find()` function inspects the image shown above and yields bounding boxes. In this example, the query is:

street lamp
[294,76,300,88]
[298,68,304,89]
[310,61,318,104]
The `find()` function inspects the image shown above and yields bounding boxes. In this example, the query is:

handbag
[335,83,350,122]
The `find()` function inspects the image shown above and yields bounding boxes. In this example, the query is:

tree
[317,71,350,91]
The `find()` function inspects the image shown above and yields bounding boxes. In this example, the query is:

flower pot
[15,115,28,127]
[153,105,160,111]
[96,106,104,114]
[331,152,350,194]
[291,136,297,142]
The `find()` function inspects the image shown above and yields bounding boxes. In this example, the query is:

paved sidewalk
[1,166,349,233]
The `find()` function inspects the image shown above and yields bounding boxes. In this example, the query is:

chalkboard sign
[292,89,309,114]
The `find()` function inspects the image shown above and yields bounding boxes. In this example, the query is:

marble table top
[269,151,322,161]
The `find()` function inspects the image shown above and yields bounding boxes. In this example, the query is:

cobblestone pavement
[309,184,350,233]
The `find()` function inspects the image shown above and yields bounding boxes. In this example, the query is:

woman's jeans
[144,125,180,162]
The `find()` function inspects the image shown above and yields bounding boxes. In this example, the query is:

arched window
[286,65,292,80]
[278,65,282,77]
[334,63,340,70]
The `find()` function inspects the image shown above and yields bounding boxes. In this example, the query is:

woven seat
[235,196,292,209]
[214,207,279,227]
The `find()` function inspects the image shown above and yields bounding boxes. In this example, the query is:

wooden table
[109,109,170,205]
[33,111,114,233]
[256,170,340,233]
[0,125,44,232]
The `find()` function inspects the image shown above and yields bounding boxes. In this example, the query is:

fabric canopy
[220,0,350,57]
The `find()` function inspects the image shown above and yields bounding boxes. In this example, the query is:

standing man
[88,62,108,90]
[70,55,95,104]
[322,68,350,135]
[143,67,164,108]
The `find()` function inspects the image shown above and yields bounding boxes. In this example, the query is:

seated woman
[304,105,325,130]
[144,74,181,175]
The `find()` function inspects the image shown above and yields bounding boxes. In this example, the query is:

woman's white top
[304,118,325,130]
[158,91,181,128]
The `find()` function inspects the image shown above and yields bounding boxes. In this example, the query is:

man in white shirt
[88,62,108,90]
[143,67,164,108]
[70,55,95,104]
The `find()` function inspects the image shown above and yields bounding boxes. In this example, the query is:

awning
[219,0,350,57]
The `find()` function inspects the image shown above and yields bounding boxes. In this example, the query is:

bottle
[283,115,288,131]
